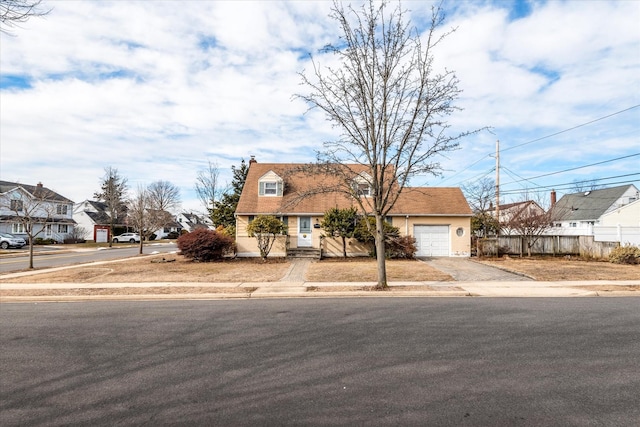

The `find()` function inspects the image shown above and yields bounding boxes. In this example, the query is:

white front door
[298,216,312,247]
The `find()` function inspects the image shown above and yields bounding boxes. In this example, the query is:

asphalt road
[0,243,178,273]
[2,299,639,426]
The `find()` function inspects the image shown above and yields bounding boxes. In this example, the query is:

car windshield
[1,233,16,238]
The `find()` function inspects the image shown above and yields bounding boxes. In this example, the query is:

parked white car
[0,232,27,249]
[112,232,141,243]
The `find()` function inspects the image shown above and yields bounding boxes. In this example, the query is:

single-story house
[234,160,472,258]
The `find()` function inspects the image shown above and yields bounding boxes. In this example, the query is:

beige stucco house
[234,160,472,258]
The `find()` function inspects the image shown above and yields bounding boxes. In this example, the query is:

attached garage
[414,225,450,257]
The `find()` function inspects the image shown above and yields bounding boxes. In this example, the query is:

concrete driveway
[419,257,533,281]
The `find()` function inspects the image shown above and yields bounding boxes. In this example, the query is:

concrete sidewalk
[1,279,638,301]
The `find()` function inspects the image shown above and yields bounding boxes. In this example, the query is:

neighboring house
[176,212,213,232]
[0,180,76,243]
[234,160,472,258]
[73,200,115,242]
[594,198,640,245]
[153,218,183,239]
[493,200,546,231]
[550,184,640,236]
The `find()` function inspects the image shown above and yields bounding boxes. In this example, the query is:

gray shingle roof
[552,185,637,221]
[0,180,74,204]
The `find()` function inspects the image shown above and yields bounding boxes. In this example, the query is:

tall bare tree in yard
[298,0,475,288]
[195,161,221,216]
[94,167,128,248]
[1,0,50,35]
[128,181,181,254]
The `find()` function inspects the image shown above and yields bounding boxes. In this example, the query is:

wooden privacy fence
[478,236,620,259]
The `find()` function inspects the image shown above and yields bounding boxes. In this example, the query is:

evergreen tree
[211,159,248,230]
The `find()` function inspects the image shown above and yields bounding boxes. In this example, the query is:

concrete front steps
[287,248,321,259]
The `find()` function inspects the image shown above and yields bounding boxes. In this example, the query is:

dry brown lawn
[0,255,290,284]
[477,256,640,281]
[306,258,453,282]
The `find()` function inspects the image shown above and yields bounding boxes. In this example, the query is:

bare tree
[1,0,50,35]
[195,161,221,215]
[501,199,551,257]
[462,177,498,237]
[128,181,181,254]
[94,167,128,248]
[297,0,477,288]
[0,183,60,268]
[571,179,601,193]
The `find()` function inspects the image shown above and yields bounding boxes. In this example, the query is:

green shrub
[609,245,640,265]
[34,237,56,245]
[166,231,180,239]
[177,229,236,261]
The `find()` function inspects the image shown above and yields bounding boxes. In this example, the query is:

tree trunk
[139,238,144,255]
[341,236,347,258]
[374,215,388,289]
[28,239,34,269]
[108,225,113,248]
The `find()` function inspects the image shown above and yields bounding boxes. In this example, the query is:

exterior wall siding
[235,214,471,258]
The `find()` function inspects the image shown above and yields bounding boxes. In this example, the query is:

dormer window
[357,183,370,197]
[258,171,283,197]
[353,172,372,197]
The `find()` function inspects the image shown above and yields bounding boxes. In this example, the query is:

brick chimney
[550,189,556,207]
[249,155,257,164]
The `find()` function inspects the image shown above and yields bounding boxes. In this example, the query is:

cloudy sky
[1,0,639,213]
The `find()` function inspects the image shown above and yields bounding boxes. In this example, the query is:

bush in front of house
[166,231,180,239]
[609,244,640,265]
[177,228,236,261]
[386,235,417,259]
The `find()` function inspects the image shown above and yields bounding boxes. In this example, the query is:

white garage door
[414,225,450,257]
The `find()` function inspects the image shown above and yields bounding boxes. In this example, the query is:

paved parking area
[420,257,533,281]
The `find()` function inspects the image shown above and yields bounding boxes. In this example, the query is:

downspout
[405,215,409,236]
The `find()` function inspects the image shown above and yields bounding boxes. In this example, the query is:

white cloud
[1,0,638,210]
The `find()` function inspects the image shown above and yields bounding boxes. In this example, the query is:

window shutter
[259,182,265,196]
[277,181,283,196]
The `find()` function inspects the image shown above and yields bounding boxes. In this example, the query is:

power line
[442,104,640,186]
[500,153,640,187]
[498,173,640,196]
[500,105,640,153]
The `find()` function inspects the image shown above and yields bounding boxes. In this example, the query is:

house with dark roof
[550,184,639,237]
[234,159,473,258]
[73,199,120,242]
[0,180,76,243]
[176,212,213,232]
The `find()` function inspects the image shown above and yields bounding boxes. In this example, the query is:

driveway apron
[420,257,533,281]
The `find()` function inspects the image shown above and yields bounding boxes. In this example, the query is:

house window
[357,183,370,197]
[12,223,25,233]
[10,199,23,211]
[264,182,277,195]
[58,224,68,233]
[56,204,69,215]
[45,224,53,235]
[259,181,283,196]
[570,223,577,228]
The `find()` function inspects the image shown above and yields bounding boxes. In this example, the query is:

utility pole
[495,139,500,232]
